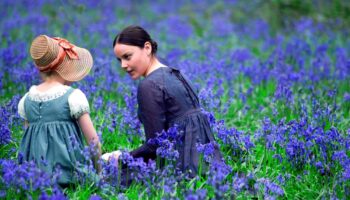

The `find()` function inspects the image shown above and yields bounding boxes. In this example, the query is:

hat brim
[55,46,93,82]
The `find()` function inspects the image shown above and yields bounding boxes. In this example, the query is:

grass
[1,1,350,199]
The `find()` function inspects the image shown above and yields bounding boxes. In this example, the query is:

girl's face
[113,42,152,80]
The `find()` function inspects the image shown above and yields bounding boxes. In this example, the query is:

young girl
[17,35,101,186]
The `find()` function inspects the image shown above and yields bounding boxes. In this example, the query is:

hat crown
[30,35,59,67]
[29,34,93,82]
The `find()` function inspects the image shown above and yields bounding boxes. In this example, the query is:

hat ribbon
[38,37,79,72]
[53,37,79,60]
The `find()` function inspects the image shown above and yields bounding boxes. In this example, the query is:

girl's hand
[102,150,122,162]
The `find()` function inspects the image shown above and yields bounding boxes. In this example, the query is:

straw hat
[30,35,93,82]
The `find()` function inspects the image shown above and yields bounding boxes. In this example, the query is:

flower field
[1,0,350,199]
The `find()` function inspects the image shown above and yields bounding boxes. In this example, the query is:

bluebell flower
[156,139,179,161]
[273,154,283,163]
[159,15,193,39]
[276,174,286,185]
[101,158,120,187]
[148,129,180,161]
[196,142,215,163]
[39,191,49,200]
[274,83,294,105]
[206,162,232,199]
[286,138,307,168]
[295,18,314,33]
[118,152,158,184]
[50,187,67,200]
[89,194,102,200]
[0,159,59,195]
[0,124,11,145]
[332,151,347,164]
[94,96,104,110]
[231,48,252,64]
[232,173,248,193]
[116,193,128,200]
[210,13,234,37]
[258,178,284,197]
[0,190,5,198]
[184,189,207,200]
[343,166,350,180]
[344,93,350,102]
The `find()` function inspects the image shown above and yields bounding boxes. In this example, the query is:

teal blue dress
[18,88,94,185]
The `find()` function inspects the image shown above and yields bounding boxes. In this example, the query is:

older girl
[112,25,222,177]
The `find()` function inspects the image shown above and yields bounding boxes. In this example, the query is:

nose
[121,60,128,69]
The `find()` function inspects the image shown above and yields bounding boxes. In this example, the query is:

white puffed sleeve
[68,89,90,119]
[18,93,28,120]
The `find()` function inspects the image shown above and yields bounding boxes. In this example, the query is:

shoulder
[69,88,87,98]
[139,72,165,92]
[68,88,89,104]
[68,88,90,119]
[19,92,29,104]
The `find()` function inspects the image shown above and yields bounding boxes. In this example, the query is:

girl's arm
[78,113,102,173]
[24,120,29,128]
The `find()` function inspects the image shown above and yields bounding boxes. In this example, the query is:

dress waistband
[169,108,202,124]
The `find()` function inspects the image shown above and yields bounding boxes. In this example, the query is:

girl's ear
[144,41,152,55]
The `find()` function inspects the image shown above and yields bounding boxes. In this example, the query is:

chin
[131,75,140,80]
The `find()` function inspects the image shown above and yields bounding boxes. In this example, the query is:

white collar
[27,85,71,102]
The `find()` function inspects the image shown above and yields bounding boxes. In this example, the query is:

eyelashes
[124,54,131,60]
[117,54,131,62]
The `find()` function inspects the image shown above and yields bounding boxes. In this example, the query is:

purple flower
[0,159,59,194]
[206,162,232,198]
[242,135,255,151]
[286,138,307,168]
[196,142,215,163]
[0,190,6,198]
[50,187,67,200]
[89,195,102,200]
[39,191,49,200]
[185,189,207,200]
[344,93,350,102]
[343,166,350,180]
[258,178,285,197]
[156,15,193,39]
[232,173,248,193]
[273,154,283,163]
[0,101,16,146]
[93,96,103,110]
[0,124,11,145]
[117,152,157,184]
[332,151,348,164]
[101,158,120,186]
[274,83,294,105]
[148,126,181,161]
[156,139,179,161]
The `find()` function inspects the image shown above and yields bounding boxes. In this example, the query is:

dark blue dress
[130,67,222,176]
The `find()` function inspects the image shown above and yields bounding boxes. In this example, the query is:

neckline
[145,66,168,77]
[33,84,67,93]
[27,85,72,102]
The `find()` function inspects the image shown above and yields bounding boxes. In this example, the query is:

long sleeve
[130,79,167,161]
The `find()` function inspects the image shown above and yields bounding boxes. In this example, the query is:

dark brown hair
[113,25,158,55]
